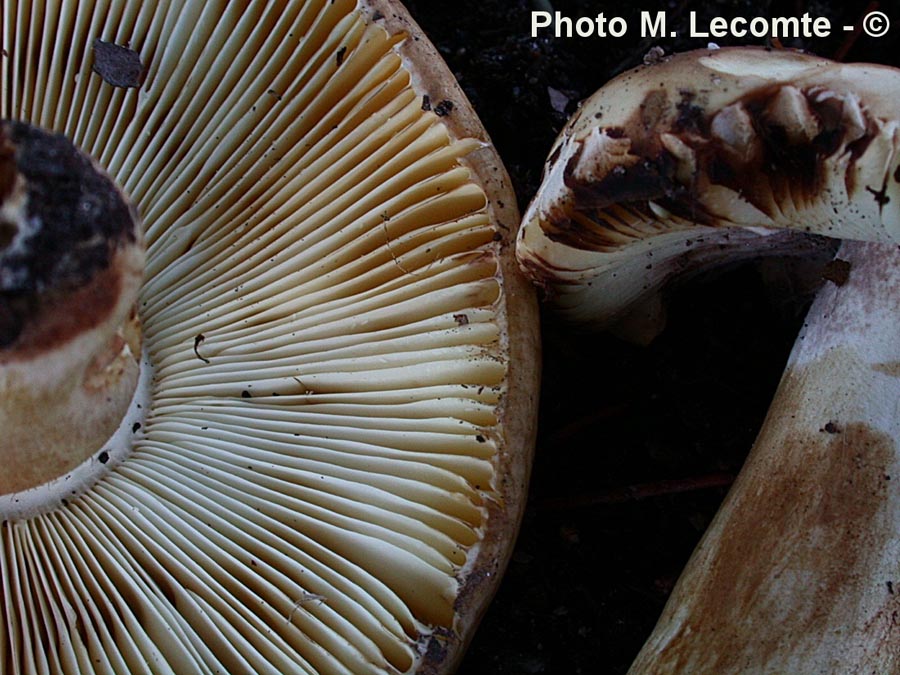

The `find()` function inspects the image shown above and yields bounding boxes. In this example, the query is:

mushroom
[0,1,539,673]
[517,47,900,670]
[517,47,899,337]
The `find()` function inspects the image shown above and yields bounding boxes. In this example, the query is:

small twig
[543,403,629,445]
[193,334,210,364]
[381,217,418,276]
[291,376,312,395]
[833,1,879,62]
[286,592,327,623]
[538,472,735,510]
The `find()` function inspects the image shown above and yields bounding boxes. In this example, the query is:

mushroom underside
[0,1,538,673]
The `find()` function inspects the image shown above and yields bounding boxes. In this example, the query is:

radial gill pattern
[0,1,534,673]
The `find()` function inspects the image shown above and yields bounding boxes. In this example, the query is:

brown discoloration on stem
[873,361,900,377]
[632,242,900,674]
[646,423,897,672]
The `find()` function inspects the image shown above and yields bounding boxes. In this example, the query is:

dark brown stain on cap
[543,83,881,254]
[0,121,137,350]
[0,129,17,204]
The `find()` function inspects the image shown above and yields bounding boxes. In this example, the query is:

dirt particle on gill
[674,89,707,134]
[434,100,455,117]
[822,258,851,286]
[92,39,144,89]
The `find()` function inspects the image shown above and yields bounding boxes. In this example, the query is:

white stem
[629,240,900,673]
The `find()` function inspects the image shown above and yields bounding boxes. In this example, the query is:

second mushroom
[518,46,900,672]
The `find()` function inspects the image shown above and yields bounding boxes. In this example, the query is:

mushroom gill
[0,1,539,673]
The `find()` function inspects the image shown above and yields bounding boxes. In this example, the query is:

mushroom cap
[517,47,900,329]
[0,121,145,495]
[0,1,538,673]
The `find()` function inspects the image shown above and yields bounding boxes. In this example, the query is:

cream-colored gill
[1,1,536,673]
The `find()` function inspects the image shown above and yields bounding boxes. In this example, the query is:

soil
[402,1,900,673]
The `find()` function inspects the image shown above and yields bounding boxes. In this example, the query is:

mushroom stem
[0,121,144,500]
[629,239,900,673]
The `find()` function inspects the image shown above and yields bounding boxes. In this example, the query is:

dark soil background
[403,1,900,673]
